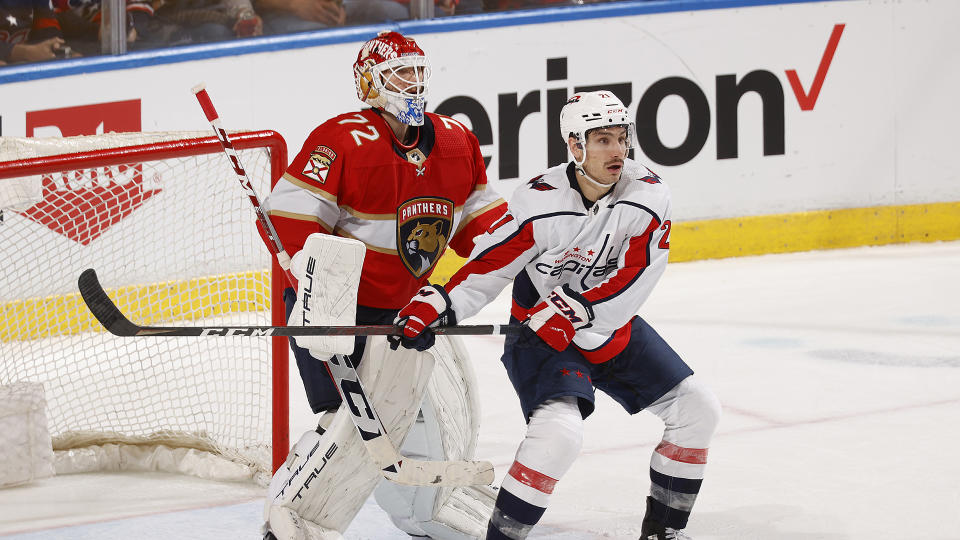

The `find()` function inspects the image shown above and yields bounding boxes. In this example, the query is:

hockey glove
[390,285,456,351]
[524,284,594,351]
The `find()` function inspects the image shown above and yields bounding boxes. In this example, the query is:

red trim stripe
[655,440,709,465]
[576,318,633,363]
[446,221,535,290]
[448,200,507,257]
[510,301,529,321]
[508,460,558,494]
[583,217,660,304]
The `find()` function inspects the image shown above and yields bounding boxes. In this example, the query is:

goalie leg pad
[374,335,495,539]
[265,336,436,536]
[265,505,344,540]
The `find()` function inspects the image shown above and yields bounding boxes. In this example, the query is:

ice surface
[2,242,958,539]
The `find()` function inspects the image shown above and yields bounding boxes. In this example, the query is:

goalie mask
[560,91,638,185]
[354,31,431,127]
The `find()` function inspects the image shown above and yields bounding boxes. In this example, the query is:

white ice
[2,241,959,539]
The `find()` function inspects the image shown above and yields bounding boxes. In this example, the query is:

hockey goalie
[259,31,508,540]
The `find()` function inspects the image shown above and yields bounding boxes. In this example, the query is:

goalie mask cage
[0,131,289,483]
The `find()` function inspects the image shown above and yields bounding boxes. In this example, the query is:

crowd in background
[1,0,634,66]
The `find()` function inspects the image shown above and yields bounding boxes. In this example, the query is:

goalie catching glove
[391,285,456,351]
[524,284,594,351]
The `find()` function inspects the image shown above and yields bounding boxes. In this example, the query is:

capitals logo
[397,197,454,278]
[302,145,336,184]
[527,174,555,191]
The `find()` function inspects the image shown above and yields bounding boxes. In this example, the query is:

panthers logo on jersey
[397,197,454,278]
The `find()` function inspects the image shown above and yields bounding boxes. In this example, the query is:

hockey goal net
[0,131,289,484]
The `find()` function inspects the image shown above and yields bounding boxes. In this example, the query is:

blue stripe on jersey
[519,211,586,228]
[511,269,540,309]
[607,200,662,224]
[650,468,704,494]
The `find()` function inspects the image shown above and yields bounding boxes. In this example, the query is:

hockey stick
[189,85,496,487]
[79,269,516,338]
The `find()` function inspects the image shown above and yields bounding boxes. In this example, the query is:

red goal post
[0,130,289,481]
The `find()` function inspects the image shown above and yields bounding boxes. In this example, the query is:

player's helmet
[354,31,431,126]
[559,91,638,153]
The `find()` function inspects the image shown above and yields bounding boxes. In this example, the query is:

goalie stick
[78,269,516,339]
[188,84,496,487]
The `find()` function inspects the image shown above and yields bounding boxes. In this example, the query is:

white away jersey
[445,159,672,362]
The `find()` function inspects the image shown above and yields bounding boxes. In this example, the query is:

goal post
[0,130,289,482]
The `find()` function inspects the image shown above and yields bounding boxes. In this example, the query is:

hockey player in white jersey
[391,91,722,540]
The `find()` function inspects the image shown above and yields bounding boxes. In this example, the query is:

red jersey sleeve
[447,127,507,258]
[264,121,347,263]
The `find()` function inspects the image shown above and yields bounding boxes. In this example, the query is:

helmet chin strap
[573,144,617,191]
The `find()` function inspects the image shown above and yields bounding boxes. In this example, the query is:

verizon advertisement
[1,0,958,223]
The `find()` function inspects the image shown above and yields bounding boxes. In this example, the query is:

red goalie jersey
[263,109,507,309]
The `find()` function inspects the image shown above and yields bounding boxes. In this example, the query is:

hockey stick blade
[78,268,143,337]
[78,269,520,338]
[324,355,495,487]
[388,457,495,487]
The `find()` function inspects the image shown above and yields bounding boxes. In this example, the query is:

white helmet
[354,31,431,126]
[559,91,638,187]
[559,90,638,150]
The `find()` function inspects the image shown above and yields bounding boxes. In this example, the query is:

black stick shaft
[78,269,517,338]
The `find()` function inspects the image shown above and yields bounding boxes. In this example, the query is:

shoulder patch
[638,169,662,184]
[302,145,337,184]
[527,175,555,191]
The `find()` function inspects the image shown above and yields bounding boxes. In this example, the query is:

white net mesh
[0,132,281,481]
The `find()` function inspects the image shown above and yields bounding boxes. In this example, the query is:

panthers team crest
[397,197,454,278]
[302,145,336,184]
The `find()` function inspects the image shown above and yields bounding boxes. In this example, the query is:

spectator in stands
[153,0,262,43]
[52,0,156,55]
[254,0,461,35]
[1,0,71,65]
[53,0,261,55]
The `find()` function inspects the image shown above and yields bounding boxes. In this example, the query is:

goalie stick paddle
[78,269,517,338]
